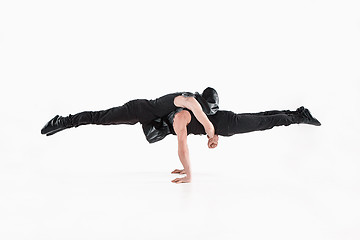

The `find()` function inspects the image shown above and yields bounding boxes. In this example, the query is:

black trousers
[62,94,300,138]
[65,93,181,128]
[207,109,299,137]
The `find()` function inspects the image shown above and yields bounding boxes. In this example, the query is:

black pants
[65,93,181,128]
[207,109,299,137]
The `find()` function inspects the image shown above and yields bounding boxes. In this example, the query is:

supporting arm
[171,110,192,184]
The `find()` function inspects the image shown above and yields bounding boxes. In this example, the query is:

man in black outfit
[41,87,321,184]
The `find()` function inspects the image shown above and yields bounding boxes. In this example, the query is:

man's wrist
[206,127,215,138]
[185,169,192,178]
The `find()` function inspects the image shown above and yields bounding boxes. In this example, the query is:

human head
[195,87,219,115]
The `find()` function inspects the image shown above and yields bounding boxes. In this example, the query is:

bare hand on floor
[171,176,191,184]
[171,169,186,174]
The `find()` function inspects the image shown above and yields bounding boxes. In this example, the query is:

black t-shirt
[143,90,223,143]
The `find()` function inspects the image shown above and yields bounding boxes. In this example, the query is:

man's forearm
[178,144,192,178]
[191,107,215,138]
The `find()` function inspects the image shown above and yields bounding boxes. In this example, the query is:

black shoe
[296,106,321,126]
[41,115,69,136]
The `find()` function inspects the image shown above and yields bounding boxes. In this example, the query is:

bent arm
[174,96,215,138]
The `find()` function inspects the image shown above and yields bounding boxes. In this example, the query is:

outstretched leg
[68,100,140,127]
[41,99,147,136]
[226,112,296,136]
[41,93,183,136]
[211,107,320,137]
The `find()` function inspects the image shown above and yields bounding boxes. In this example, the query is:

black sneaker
[296,106,321,126]
[41,115,68,136]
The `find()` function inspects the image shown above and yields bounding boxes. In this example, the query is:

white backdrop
[1,1,360,239]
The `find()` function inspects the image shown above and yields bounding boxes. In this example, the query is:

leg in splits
[41,93,182,136]
[185,106,320,137]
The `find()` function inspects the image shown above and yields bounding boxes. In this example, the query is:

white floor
[1,1,360,239]
[1,124,359,240]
